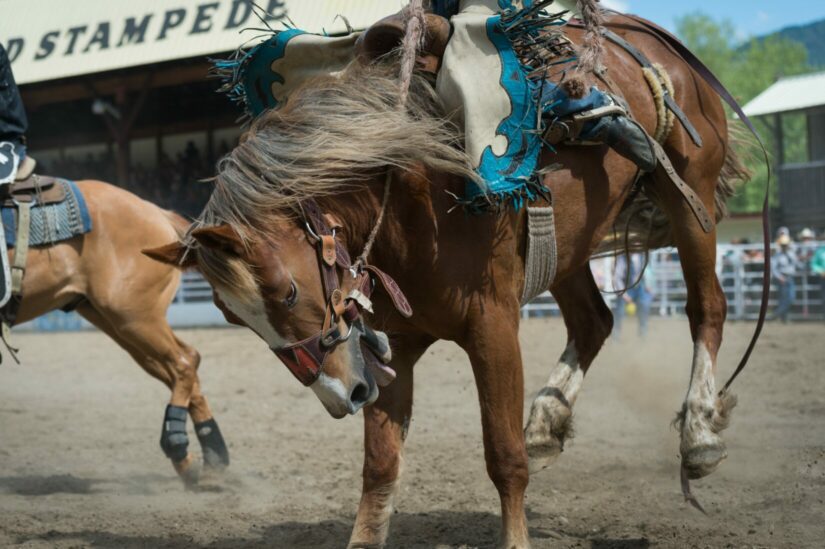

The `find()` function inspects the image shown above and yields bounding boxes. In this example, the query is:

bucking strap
[601,29,703,148]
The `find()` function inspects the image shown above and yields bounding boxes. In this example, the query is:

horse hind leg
[652,160,734,480]
[525,266,613,471]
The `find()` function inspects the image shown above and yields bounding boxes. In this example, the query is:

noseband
[272,197,412,386]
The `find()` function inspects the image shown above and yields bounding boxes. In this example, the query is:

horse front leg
[463,307,530,549]
[525,266,613,471]
[348,336,430,549]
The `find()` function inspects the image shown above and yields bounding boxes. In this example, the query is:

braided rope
[353,0,425,269]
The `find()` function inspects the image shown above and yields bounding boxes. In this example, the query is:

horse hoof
[682,443,727,480]
[173,453,201,488]
[526,435,564,473]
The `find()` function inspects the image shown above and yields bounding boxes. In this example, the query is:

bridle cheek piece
[272,199,412,386]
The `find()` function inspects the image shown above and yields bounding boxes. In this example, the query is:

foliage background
[674,14,820,213]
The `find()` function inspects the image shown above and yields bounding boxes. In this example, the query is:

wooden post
[114,87,130,186]
[88,73,153,186]
[773,112,784,167]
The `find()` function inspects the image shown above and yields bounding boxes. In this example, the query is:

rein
[272,173,411,386]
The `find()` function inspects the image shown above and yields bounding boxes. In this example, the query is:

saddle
[3,174,66,207]
[356,12,452,74]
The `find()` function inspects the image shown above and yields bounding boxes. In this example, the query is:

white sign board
[0,0,395,85]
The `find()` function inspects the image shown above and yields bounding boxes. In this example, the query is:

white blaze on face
[215,288,287,349]
[310,373,352,417]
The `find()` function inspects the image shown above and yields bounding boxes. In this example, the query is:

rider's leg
[0,44,28,185]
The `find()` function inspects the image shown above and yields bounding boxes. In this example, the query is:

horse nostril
[349,382,370,407]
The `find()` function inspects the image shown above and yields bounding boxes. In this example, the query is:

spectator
[612,253,654,338]
[771,233,800,323]
[797,227,816,264]
[811,232,825,322]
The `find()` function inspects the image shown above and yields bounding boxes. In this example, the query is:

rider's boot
[544,87,657,173]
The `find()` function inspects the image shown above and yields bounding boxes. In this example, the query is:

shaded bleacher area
[37,139,220,219]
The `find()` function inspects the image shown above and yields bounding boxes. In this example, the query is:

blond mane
[189,62,476,297]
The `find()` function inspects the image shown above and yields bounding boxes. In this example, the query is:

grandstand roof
[0,0,391,85]
[742,70,825,117]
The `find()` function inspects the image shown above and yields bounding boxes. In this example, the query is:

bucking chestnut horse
[148,13,751,549]
[8,178,229,485]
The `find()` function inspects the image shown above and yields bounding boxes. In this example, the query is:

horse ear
[142,241,197,269]
[190,224,245,257]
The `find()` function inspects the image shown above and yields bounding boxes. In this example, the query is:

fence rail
[522,242,824,321]
[19,243,825,331]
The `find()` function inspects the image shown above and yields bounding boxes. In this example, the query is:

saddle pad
[214,30,360,120]
[2,179,92,248]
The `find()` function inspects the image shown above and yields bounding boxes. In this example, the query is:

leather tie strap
[651,141,714,233]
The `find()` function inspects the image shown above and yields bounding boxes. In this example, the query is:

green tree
[675,13,811,213]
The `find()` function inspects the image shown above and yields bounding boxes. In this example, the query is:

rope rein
[352,0,424,270]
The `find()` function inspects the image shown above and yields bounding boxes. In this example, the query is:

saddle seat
[356,12,452,74]
[3,174,66,208]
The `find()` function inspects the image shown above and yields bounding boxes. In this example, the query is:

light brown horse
[12,179,229,485]
[147,15,747,548]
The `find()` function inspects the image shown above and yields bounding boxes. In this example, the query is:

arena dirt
[0,318,823,548]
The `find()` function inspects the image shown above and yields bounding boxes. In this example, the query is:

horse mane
[189,61,476,298]
[195,62,476,243]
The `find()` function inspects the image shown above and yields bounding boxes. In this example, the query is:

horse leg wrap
[160,404,190,463]
[195,418,230,468]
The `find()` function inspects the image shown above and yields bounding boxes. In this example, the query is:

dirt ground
[0,318,823,548]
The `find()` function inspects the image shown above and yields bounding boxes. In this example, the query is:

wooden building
[1,0,388,186]
[744,70,825,233]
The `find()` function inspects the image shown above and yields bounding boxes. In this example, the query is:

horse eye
[284,280,298,309]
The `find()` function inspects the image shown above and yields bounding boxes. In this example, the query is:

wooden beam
[20,60,215,110]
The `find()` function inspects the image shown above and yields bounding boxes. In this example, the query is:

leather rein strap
[272,191,412,386]
[618,14,772,394]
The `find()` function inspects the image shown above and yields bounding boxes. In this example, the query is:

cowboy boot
[544,87,657,173]
[584,114,657,173]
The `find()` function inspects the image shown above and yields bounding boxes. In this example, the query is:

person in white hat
[771,233,801,323]
[811,230,825,321]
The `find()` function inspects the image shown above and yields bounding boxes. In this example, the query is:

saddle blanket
[216,0,586,210]
[2,179,92,248]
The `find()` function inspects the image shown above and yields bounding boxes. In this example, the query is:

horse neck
[316,169,460,273]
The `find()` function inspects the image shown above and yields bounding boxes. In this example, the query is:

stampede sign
[0,0,389,85]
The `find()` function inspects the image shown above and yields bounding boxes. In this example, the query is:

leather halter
[272,198,412,386]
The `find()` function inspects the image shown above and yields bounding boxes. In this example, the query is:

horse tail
[162,210,192,240]
[576,0,606,74]
[714,123,754,222]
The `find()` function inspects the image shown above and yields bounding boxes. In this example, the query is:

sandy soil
[0,318,823,548]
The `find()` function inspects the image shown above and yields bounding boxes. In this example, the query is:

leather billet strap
[651,141,714,233]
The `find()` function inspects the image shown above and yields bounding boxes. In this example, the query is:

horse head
[144,216,394,418]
